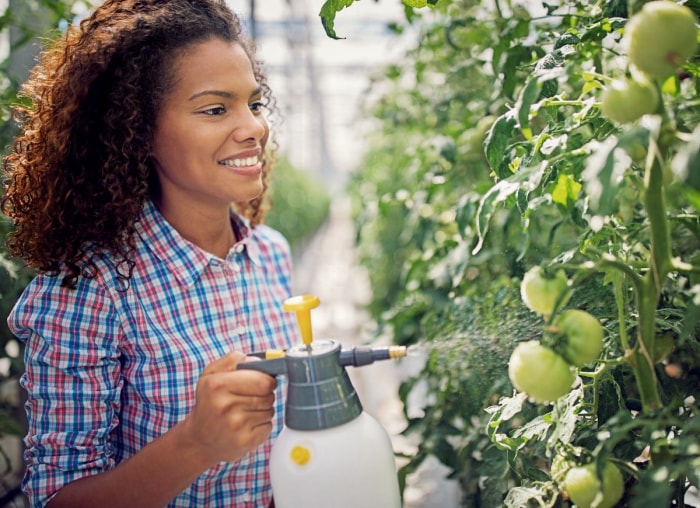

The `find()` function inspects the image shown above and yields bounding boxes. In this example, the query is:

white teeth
[220,156,258,167]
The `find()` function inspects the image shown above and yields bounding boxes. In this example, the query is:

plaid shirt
[9,200,298,507]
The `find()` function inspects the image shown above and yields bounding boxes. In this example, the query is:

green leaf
[580,136,625,215]
[484,111,517,174]
[402,0,428,7]
[582,123,656,214]
[500,45,535,99]
[671,124,700,191]
[596,374,626,424]
[318,0,357,39]
[548,385,584,444]
[503,486,550,508]
[0,410,23,437]
[551,173,581,208]
[473,162,547,254]
[629,468,674,507]
[580,18,625,42]
[554,32,581,50]
[486,393,527,426]
[516,75,542,141]
[513,414,552,442]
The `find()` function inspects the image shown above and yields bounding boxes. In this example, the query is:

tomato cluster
[508,266,604,403]
[599,1,698,125]
[512,266,626,503]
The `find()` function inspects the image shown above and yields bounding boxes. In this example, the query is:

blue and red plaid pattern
[9,200,299,507]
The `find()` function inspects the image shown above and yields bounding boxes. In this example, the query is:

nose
[234,108,267,143]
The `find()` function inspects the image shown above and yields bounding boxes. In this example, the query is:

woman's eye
[202,106,226,116]
[250,101,265,113]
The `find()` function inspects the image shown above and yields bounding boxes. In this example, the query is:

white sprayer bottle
[240,295,404,508]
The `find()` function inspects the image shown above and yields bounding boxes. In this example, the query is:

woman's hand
[45,351,278,508]
[182,351,278,467]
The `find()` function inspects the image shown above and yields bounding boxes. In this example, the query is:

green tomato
[563,462,624,508]
[553,309,604,366]
[600,77,659,124]
[508,341,575,403]
[625,1,698,79]
[520,266,571,317]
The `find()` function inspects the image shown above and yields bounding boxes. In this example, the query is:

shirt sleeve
[9,272,124,507]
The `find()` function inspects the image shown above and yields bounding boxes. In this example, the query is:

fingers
[199,369,277,399]
[201,351,278,394]
[214,393,276,450]
[201,351,247,375]
[185,351,281,462]
[244,407,275,434]
[219,393,275,422]
[245,420,274,451]
[246,392,276,411]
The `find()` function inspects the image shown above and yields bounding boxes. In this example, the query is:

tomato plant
[331,0,700,505]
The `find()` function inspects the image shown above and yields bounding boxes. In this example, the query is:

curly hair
[1,0,278,288]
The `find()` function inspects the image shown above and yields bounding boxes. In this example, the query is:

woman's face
[151,38,268,215]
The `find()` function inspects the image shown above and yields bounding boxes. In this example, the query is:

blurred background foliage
[266,156,331,254]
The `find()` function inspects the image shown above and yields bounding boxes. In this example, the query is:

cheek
[151,122,177,166]
[260,116,270,147]
[151,119,198,172]
[151,134,185,184]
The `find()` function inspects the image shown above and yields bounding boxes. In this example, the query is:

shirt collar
[135,200,261,287]
[229,212,262,266]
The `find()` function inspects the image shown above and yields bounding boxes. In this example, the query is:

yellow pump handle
[283,295,320,346]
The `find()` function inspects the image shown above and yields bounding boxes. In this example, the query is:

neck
[156,199,236,258]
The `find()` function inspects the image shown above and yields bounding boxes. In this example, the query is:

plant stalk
[630,129,673,412]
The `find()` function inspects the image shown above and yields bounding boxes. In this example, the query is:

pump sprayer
[239,295,405,508]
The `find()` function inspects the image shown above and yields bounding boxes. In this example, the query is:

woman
[1,0,298,506]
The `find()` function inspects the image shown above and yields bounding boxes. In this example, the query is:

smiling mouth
[219,156,259,168]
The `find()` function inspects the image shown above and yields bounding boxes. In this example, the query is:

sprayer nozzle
[339,345,408,367]
[388,345,407,360]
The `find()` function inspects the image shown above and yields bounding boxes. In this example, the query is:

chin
[233,190,263,206]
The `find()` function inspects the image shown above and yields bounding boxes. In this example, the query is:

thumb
[202,351,247,375]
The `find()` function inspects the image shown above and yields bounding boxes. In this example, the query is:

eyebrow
[188,86,263,101]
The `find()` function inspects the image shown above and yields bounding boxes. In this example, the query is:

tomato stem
[629,107,675,412]
[578,362,608,379]
[610,270,631,351]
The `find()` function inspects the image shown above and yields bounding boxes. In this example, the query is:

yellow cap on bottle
[290,445,311,466]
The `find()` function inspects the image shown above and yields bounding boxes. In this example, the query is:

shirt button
[234,243,245,253]
[236,325,246,335]
[232,263,241,272]
[240,492,251,502]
